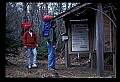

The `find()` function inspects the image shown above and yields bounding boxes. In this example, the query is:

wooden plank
[103,13,112,52]
[113,53,116,75]
[96,3,104,77]
[112,19,116,75]
[65,21,71,68]
[91,53,96,68]
[65,41,70,68]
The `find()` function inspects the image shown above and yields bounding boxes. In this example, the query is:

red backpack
[21,22,32,37]
[21,22,32,45]
[43,15,53,22]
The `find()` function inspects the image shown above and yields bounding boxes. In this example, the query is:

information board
[71,24,89,51]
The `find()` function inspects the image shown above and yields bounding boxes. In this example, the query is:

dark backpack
[21,29,26,37]
[21,29,27,46]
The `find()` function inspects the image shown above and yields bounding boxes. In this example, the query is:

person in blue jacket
[47,39,56,70]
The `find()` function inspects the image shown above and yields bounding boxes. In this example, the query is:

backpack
[21,22,32,37]
[43,15,53,22]
[21,22,32,46]
[42,21,51,37]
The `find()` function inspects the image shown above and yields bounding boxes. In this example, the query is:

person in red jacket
[22,25,38,69]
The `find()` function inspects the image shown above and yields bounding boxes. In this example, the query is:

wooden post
[91,53,94,68]
[113,52,116,76]
[96,3,104,77]
[64,21,70,68]
[89,52,92,68]
[65,41,70,68]
[113,17,116,75]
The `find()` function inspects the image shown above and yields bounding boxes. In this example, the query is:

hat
[21,22,32,30]
[28,25,34,29]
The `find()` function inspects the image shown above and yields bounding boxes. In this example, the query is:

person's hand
[53,45,56,48]
[36,44,38,47]
[24,46,27,48]
[53,45,56,49]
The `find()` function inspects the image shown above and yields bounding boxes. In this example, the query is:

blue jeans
[47,41,56,69]
[26,48,37,66]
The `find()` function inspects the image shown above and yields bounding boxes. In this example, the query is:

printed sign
[71,24,89,51]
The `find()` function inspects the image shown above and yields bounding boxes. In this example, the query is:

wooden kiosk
[53,3,116,76]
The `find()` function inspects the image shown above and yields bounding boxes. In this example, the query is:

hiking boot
[53,68,57,70]
[28,65,31,69]
[48,68,55,70]
[32,64,37,68]
[48,68,57,70]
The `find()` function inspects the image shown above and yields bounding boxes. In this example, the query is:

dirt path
[5,52,115,78]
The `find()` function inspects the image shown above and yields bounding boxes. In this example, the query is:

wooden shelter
[53,3,117,76]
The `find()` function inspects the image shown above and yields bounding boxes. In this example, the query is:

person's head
[28,25,34,32]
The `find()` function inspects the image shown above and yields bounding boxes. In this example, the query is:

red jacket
[22,30,38,48]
